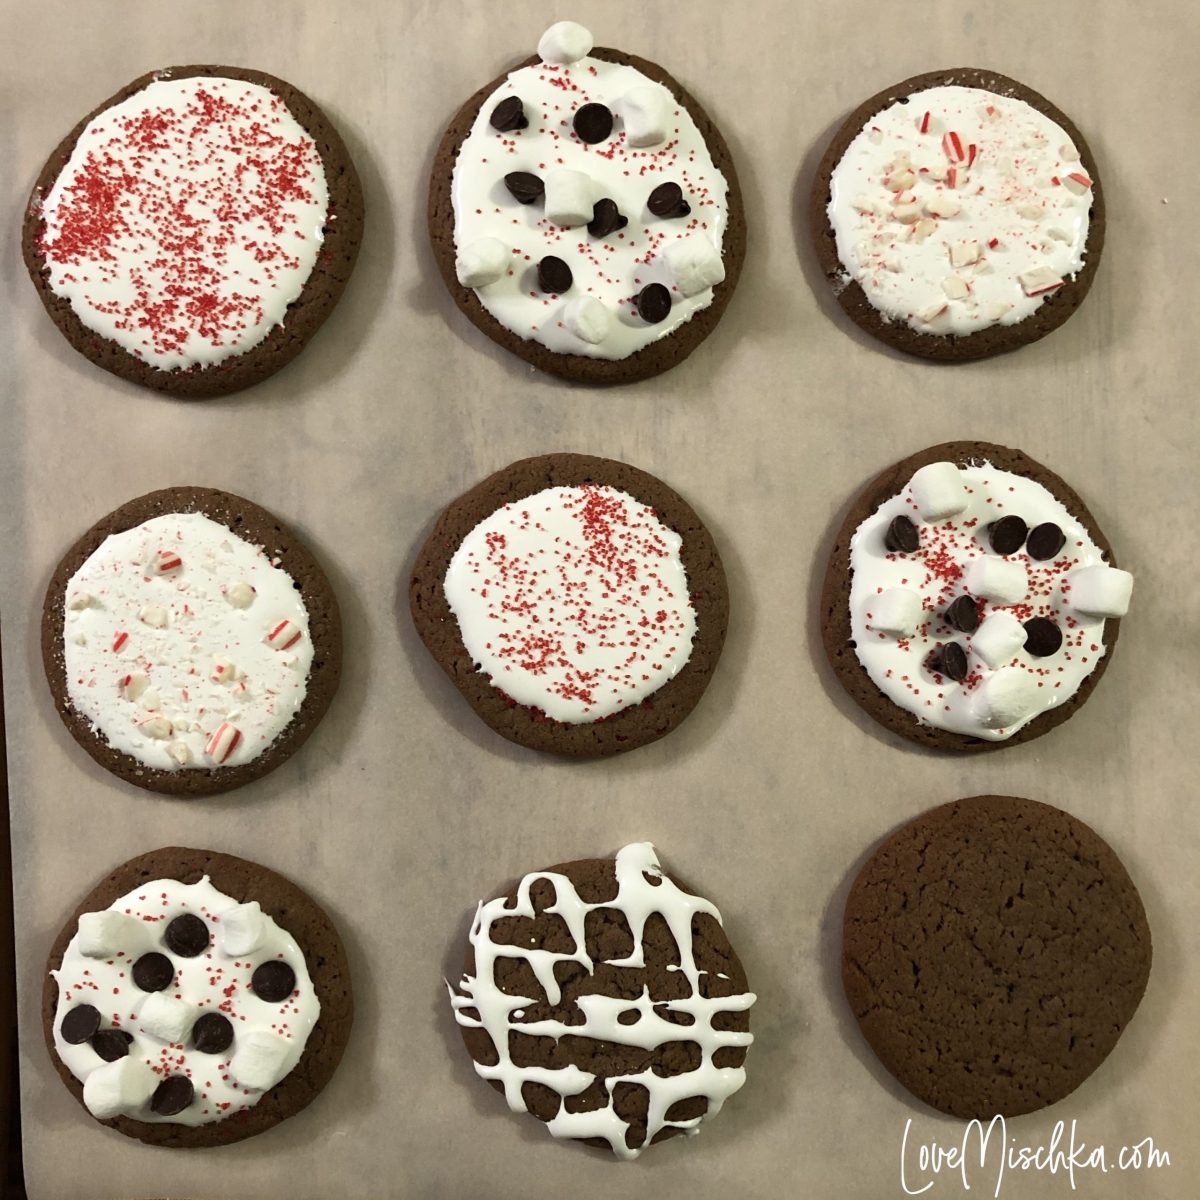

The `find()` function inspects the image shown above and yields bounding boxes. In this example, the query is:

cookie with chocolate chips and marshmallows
[843,796,1151,1117]
[820,442,1132,752]
[811,69,1103,360]
[410,453,728,756]
[23,66,363,397]
[44,847,352,1147]
[428,20,746,383]
[449,843,755,1158]
[43,487,341,795]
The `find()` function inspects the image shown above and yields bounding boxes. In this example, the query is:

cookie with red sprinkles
[821,442,1130,752]
[23,66,363,397]
[410,453,729,756]
[43,846,352,1147]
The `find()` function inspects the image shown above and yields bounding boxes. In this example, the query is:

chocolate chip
[165,914,209,958]
[537,255,573,294]
[489,96,528,133]
[251,960,296,1003]
[1027,522,1066,561]
[588,198,628,239]
[988,515,1029,555]
[932,642,969,682]
[91,1029,133,1062]
[60,1004,100,1045]
[503,171,544,204]
[572,102,613,144]
[151,1075,194,1116]
[635,283,672,324]
[647,181,691,219]
[884,515,920,554]
[1024,617,1063,657]
[191,1012,234,1054]
[132,951,175,992]
[944,595,980,633]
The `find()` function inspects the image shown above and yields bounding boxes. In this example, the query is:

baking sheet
[2,1,1198,1196]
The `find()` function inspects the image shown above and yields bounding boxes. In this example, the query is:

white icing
[38,76,329,370]
[443,485,696,723]
[52,876,318,1126]
[849,463,1128,740]
[62,512,313,770]
[450,844,755,1159]
[450,25,729,359]
[829,84,1092,335]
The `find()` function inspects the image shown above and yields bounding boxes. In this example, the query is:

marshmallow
[205,722,242,764]
[231,1030,291,1092]
[544,168,594,228]
[137,993,199,1044]
[972,611,1027,669]
[83,1056,158,1119]
[867,588,923,638]
[909,462,968,521]
[1067,565,1133,619]
[220,901,267,957]
[537,21,593,65]
[970,667,1040,730]
[265,619,303,650]
[562,296,613,345]
[455,237,508,289]
[77,911,148,959]
[621,84,670,148]
[965,557,1029,605]
[226,581,256,608]
[664,235,725,298]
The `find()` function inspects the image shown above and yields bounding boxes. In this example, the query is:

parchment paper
[2,2,1198,1197]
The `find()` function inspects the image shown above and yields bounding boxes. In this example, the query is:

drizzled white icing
[450,844,754,1159]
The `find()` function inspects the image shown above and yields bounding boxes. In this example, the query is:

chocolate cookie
[44,847,353,1147]
[43,487,341,795]
[811,69,1103,360]
[449,843,754,1158]
[23,66,363,397]
[821,441,1127,752]
[410,453,728,756]
[842,796,1151,1117]
[428,23,745,384]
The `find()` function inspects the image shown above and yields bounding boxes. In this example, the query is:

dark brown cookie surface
[428,48,745,384]
[23,66,364,397]
[43,847,353,1147]
[820,441,1121,753]
[810,69,1104,360]
[410,454,728,757]
[842,796,1151,1117]
[42,487,342,795]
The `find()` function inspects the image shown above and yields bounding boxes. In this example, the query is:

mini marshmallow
[970,667,1040,730]
[621,84,670,148]
[227,581,255,608]
[544,168,594,227]
[455,237,508,289]
[137,992,199,1045]
[231,1030,291,1092]
[77,910,148,959]
[664,235,725,298]
[972,611,1027,669]
[83,1056,158,1119]
[909,462,968,521]
[1067,565,1133,619]
[562,296,613,345]
[965,557,1029,605]
[220,901,267,957]
[537,20,593,65]
[867,588,924,638]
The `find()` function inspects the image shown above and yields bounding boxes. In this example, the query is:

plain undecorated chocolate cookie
[23,66,364,397]
[842,796,1151,1117]
[43,847,353,1147]
[42,487,342,795]
[410,453,728,756]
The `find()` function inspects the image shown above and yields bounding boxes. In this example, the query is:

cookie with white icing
[449,843,754,1158]
[428,21,745,383]
[42,487,341,794]
[820,442,1130,751]
[43,846,352,1146]
[811,69,1103,359]
[23,66,363,397]
[410,453,728,756]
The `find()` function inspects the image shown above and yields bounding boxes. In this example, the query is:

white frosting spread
[443,485,696,723]
[850,462,1129,740]
[52,875,318,1126]
[450,23,730,359]
[38,75,329,370]
[450,843,755,1159]
[829,84,1093,335]
[62,512,313,770]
